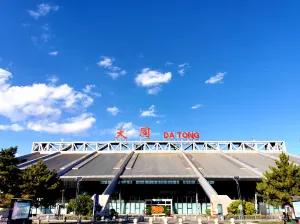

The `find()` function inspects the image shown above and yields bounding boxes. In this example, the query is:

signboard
[10,199,32,220]
[115,127,127,140]
[164,132,200,139]
[140,127,151,139]
[293,202,300,218]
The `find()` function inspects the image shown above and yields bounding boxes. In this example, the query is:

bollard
[214,218,218,224]
[149,217,153,224]
[133,218,138,224]
[178,218,183,224]
[38,217,41,224]
[101,216,105,221]
[164,217,168,224]
[230,218,235,224]
[182,216,186,221]
[198,218,202,224]
[46,215,49,222]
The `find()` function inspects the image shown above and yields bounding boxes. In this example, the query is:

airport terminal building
[17,131,299,216]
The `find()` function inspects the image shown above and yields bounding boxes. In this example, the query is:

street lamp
[76,177,83,199]
[233,176,244,220]
[75,177,83,216]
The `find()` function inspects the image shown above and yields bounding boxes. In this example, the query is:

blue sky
[0,0,300,155]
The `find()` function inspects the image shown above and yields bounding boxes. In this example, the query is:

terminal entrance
[145,199,172,215]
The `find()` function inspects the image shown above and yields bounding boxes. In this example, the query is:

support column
[98,151,135,215]
[119,188,122,214]
[180,151,217,198]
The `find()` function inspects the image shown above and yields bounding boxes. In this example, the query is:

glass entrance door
[145,199,173,215]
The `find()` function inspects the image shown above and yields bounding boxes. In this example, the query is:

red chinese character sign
[140,127,151,139]
[115,126,127,140]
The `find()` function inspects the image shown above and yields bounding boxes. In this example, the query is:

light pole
[75,177,83,215]
[233,176,244,221]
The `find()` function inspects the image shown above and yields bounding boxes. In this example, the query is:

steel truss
[32,140,286,152]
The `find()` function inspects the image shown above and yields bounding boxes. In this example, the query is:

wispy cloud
[147,86,161,95]
[107,107,120,116]
[83,85,101,97]
[97,56,126,79]
[41,33,50,43]
[28,3,59,20]
[205,72,226,84]
[47,75,59,84]
[42,23,50,31]
[100,122,140,139]
[140,105,158,117]
[135,68,172,94]
[0,124,24,132]
[27,113,95,134]
[49,51,58,56]
[191,104,202,109]
[178,63,190,76]
[165,62,173,66]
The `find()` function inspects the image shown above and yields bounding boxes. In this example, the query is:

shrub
[205,208,211,215]
[227,200,256,216]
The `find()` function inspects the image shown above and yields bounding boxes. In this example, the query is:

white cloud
[28,3,59,20]
[165,62,173,66]
[178,63,189,76]
[140,105,157,117]
[205,72,226,84]
[0,68,95,134]
[49,51,58,56]
[97,56,126,79]
[107,107,120,116]
[147,86,161,95]
[156,120,160,124]
[107,72,120,79]
[135,68,172,87]
[97,57,114,68]
[83,85,101,97]
[135,68,172,94]
[0,124,24,132]
[27,113,95,134]
[191,104,201,109]
[100,122,139,139]
[47,75,59,84]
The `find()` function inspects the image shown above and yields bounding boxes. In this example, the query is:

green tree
[256,153,300,208]
[0,193,14,208]
[227,200,256,215]
[20,160,61,208]
[0,146,22,196]
[67,194,93,216]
